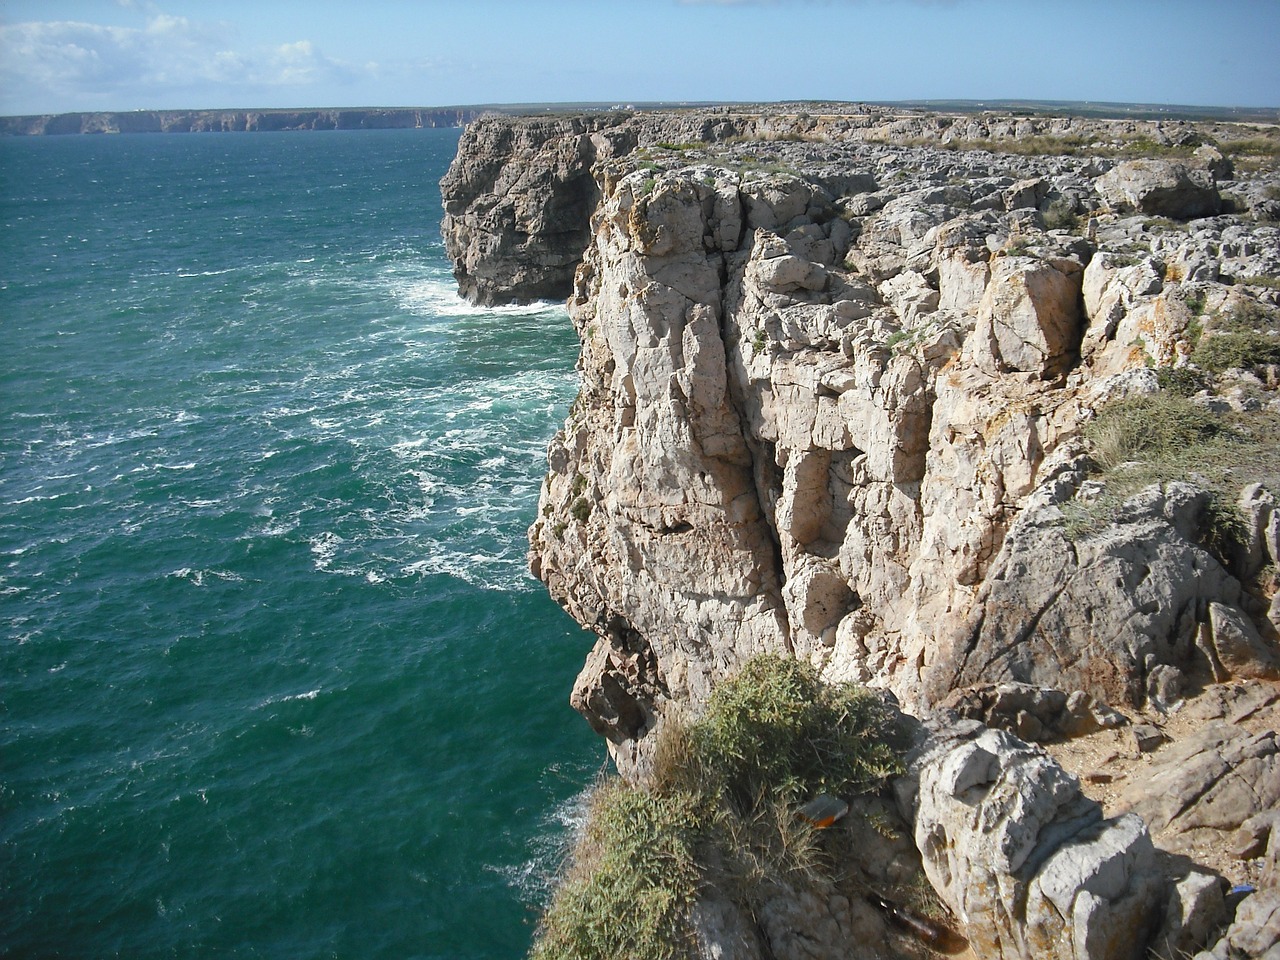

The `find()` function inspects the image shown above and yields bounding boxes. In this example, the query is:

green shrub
[1114,136,1200,158]
[1193,331,1280,373]
[691,654,903,811]
[1192,301,1280,373]
[1042,199,1080,231]
[531,655,908,960]
[885,329,912,351]
[1220,137,1280,157]
[1086,393,1228,472]
[1238,275,1280,290]
[1154,365,1208,397]
[1198,493,1250,574]
[1075,391,1280,543]
[751,328,768,356]
[531,782,706,960]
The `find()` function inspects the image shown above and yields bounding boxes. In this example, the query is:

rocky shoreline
[441,104,1280,960]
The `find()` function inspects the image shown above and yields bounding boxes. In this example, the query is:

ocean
[0,127,602,959]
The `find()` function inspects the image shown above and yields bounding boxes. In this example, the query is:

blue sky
[1,0,1277,115]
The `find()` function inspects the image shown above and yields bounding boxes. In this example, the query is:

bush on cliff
[687,654,904,812]
[530,654,905,960]
[1074,390,1280,570]
[530,782,708,960]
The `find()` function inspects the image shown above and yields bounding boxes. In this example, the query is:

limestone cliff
[442,106,1280,960]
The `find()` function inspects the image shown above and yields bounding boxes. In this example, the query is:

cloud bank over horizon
[0,14,368,113]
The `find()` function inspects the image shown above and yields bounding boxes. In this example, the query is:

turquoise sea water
[1,128,601,959]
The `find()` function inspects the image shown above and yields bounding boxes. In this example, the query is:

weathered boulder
[1192,890,1280,960]
[1095,159,1221,219]
[930,480,1267,708]
[1117,721,1280,856]
[897,720,1166,960]
[940,681,1127,742]
[1150,871,1228,960]
[966,254,1085,378]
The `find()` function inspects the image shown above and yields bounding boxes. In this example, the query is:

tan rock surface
[442,106,1280,960]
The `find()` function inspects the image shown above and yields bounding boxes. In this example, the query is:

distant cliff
[0,107,480,136]
[442,106,1280,960]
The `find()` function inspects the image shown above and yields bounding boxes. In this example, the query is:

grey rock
[966,254,1085,378]
[1151,871,1227,960]
[1205,601,1280,682]
[1232,809,1280,860]
[1192,144,1234,181]
[1131,723,1166,753]
[1239,482,1277,576]
[1146,664,1186,710]
[440,115,611,304]
[690,895,765,960]
[940,681,1127,742]
[1118,722,1280,851]
[1193,890,1280,960]
[929,482,1249,708]
[1096,159,1221,219]
[899,722,1166,960]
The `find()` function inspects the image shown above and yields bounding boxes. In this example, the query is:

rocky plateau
[442,104,1280,960]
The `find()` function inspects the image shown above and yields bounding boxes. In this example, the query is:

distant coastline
[0,107,480,136]
[3,99,1276,136]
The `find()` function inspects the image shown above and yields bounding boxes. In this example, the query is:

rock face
[1095,159,1221,219]
[928,479,1262,707]
[898,719,1165,960]
[441,105,1280,960]
[439,116,617,305]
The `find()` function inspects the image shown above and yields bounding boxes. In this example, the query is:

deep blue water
[0,128,600,960]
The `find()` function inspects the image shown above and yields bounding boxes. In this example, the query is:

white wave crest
[169,568,245,587]
[388,276,568,321]
[309,532,343,571]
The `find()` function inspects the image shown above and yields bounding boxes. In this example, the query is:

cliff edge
[442,105,1280,960]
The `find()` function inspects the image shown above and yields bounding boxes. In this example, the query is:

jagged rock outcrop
[513,145,1279,735]
[1096,159,1222,219]
[898,719,1166,960]
[440,116,619,304]
[441,105,1280,960]
[928,477,1272,707]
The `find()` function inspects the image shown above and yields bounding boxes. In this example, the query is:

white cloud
[0,12,363,113]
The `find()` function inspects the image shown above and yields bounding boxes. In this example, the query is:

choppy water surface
[1,128,600,959]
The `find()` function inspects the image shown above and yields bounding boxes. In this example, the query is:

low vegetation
[1071,389,1280,565]
[1086,392,1232,475]
[531,782,706,960]
[1191,301,1280,375]
[1041,198,1080,231]
[1220,137,1280,158]
[531,654,905,960]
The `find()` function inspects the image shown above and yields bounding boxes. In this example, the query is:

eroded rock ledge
[442,105,1280,960]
